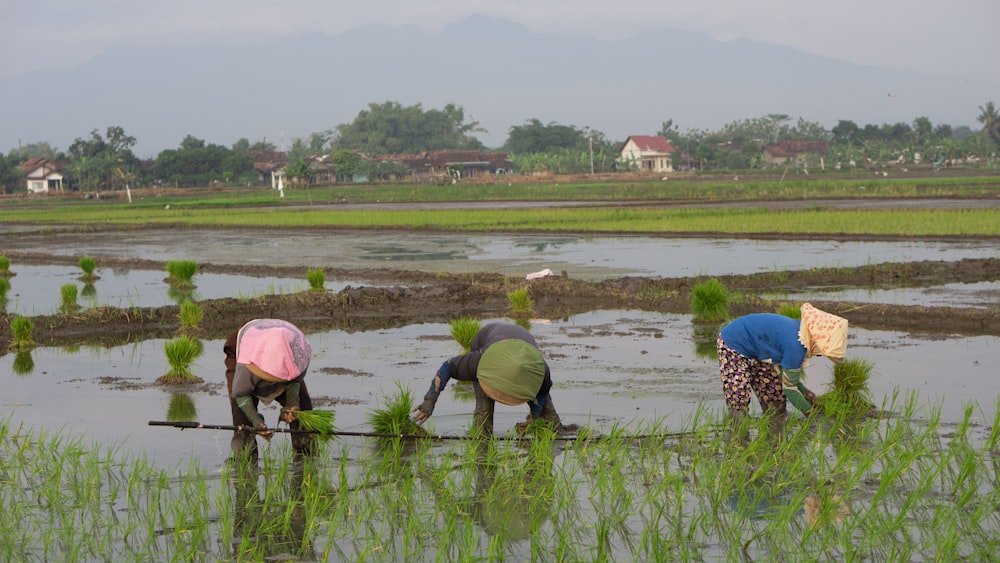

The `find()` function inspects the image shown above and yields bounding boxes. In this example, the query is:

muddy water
[1,264,372,314]
[4,310,996,470]
[3,227,998,279]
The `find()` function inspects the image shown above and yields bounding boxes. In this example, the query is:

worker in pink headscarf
[224,319,314,462]
[717,303,849,430]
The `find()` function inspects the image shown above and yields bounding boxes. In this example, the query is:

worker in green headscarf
[413,322,565,436]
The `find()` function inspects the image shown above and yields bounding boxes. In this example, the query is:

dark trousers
[224,329,314,459]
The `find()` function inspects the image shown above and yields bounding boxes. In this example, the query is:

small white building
[21,157,64,193]
[619,135,676,173]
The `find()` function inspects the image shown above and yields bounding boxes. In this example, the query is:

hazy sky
[2,0,997,84]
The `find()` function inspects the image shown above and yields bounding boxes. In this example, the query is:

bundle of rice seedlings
[814,358,875,416]
[690,278,729,323]
[775,302,801,319]
[166,260,198,288]
[306,268,326,291]
[159,335,204,383]
[10,315,36,351]
[0,256,11,276]
[78,256,98,282]
[450,317,481,352]
[179,300,203,332]
[369,383,427,436]
[295,409,337,439]
[59,283,80,314]
[507,288,534,315]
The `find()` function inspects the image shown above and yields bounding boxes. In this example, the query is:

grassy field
[2,174,999,236]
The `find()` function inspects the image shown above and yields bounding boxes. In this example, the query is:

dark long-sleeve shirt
[447,323,552,400]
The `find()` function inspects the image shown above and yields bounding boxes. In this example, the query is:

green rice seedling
[166,393,198,422]
[449,317,480,352]
[78,256,98,281]
[815,358,875,416]
[369,382,427,436]
[12,351,35,376]
[178,300,203,332]
[295,409,336,439]
[306,268,326,291]
[59,283,80,313]
[775,302,801,319]
[690,278,729,323]
[165,259,198,288]
[0,256,10,276]
[159,334,204,383]
[507,288,533,315]
[0,277,10,308]
[10,315,36,351]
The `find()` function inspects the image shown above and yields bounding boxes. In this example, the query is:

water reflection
[167,286,198,305]
[422,441,556,542]
[12,351,35,375]
[228,457,315,560]
[166,393,198,422]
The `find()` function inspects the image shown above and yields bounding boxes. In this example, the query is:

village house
[247,150,288,188]
[762,141,830,166]
[619,135,676,173]
[386,150,512,180]
[20,157,64,193]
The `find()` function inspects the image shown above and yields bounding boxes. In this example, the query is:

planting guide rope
[148,420,717,442]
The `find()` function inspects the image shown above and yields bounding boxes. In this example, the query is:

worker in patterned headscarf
[717,303,849,427]
[224,318,314,462]
[413,322,565,436]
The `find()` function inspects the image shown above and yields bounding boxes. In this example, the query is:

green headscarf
[477,339,545,403]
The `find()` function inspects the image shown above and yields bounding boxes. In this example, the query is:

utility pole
[589,136,594,174]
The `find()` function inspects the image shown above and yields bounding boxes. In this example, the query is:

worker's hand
[281,406,299,424]
[255,422,273,441]
[804,390,817,405]
[412,399,435,423]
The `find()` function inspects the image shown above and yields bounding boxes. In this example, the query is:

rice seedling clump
[295,409,336,438]
[691,278,729,323]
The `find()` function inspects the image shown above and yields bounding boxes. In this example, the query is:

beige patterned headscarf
[798,303,849,362]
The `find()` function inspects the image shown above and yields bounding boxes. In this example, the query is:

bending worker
[717,303,848,423]
[224,318,314,461]
[413,321,563,436]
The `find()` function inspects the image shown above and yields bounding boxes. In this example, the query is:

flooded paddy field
[2,221,999,561]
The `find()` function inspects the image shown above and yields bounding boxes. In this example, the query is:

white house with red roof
[20,157,64,193]
[619,135,676,173]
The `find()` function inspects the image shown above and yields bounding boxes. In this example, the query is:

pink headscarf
[236,319,311,381]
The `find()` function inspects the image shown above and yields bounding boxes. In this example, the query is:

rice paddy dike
[2,173,1000,560]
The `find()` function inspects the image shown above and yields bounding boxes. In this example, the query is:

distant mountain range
[1,14,993,158]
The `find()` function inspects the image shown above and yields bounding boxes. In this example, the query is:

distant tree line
[2,100,998,194]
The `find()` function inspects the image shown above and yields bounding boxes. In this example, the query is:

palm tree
[977,101,1000,145]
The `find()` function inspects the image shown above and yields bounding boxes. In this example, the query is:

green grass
[0,256,9,275]
[1,177,998,236]
[1,392,999,561]
[690,278,730,323]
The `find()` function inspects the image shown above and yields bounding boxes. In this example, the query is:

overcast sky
[2,0,997,85]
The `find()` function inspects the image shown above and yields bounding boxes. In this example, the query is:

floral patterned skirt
[717,336,786,412]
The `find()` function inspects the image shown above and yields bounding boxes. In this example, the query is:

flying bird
[887,93,897,100]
